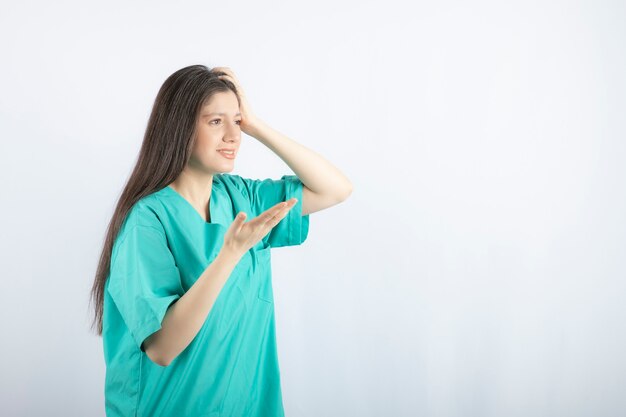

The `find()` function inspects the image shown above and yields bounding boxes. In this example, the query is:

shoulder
[119,194,167,239]
[111,197,168,262]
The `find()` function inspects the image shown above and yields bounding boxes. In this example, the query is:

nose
[224,127,240,145]
[223,134,239,145]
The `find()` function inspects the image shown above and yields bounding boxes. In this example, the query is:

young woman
[89,65,352,417]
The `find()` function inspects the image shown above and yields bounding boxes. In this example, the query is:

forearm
[247,118,352,199]
[143,248,242,366]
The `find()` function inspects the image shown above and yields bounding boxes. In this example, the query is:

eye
[210,119,242,126]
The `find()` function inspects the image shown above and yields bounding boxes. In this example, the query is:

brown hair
[88,64,240,335]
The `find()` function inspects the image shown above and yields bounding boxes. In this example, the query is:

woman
[89,65,352,417]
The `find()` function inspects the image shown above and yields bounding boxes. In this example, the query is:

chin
[216,165,235,173]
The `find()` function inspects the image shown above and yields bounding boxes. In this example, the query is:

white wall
[1,0,625,416]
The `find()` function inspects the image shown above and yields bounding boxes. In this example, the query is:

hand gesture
[222,198,298,257]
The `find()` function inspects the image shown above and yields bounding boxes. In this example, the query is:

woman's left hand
[211,67,260,135]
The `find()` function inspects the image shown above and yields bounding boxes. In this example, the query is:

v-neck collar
[163,176,225,228]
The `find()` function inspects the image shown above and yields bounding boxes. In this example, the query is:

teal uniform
[103,173,309,417]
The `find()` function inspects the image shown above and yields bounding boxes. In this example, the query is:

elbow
[157,358,173,367]
[339,183,353,202]
[146,346,173,367]
[143,336,174,367]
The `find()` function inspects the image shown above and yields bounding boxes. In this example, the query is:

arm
[142,248,241,367]
[246,119,353,215]
[211,67,352,214]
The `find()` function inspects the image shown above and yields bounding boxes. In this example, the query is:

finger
[246,204,286,231]
[215,68,233,76]
[278,198,297,214]
[212,68,232,78]
[257,201,288,224]
[277,199,297,218]
[218,74,236,84]
[247,199,296,229]
[269,200,296,221]
[264,205,292,230]
[275,199,297,217]
[234,211,247,233]
[263,199,297,229]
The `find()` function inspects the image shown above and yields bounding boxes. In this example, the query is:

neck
[168,170,215,213]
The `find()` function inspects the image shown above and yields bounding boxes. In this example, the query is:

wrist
[217,245,244,266]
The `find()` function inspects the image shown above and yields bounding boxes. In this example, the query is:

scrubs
[102,173,310,417]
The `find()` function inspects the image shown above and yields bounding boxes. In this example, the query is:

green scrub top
[102,173,310,417]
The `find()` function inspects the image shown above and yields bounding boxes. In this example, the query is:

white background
[1,1,625,416]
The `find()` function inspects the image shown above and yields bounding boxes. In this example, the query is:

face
[188,90,241,174]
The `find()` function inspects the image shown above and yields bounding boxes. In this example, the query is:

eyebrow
[202,112,242,118]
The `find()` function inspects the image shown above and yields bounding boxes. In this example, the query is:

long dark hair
[89,64,240,336]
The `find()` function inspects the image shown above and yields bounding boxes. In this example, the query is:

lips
[217,149,236,159]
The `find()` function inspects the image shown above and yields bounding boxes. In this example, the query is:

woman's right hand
[221,198,298,258]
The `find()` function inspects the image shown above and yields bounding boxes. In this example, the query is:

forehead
[200,91,240,117]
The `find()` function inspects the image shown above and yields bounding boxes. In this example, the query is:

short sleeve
[231,174,310,248]
[106,224,184,351]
